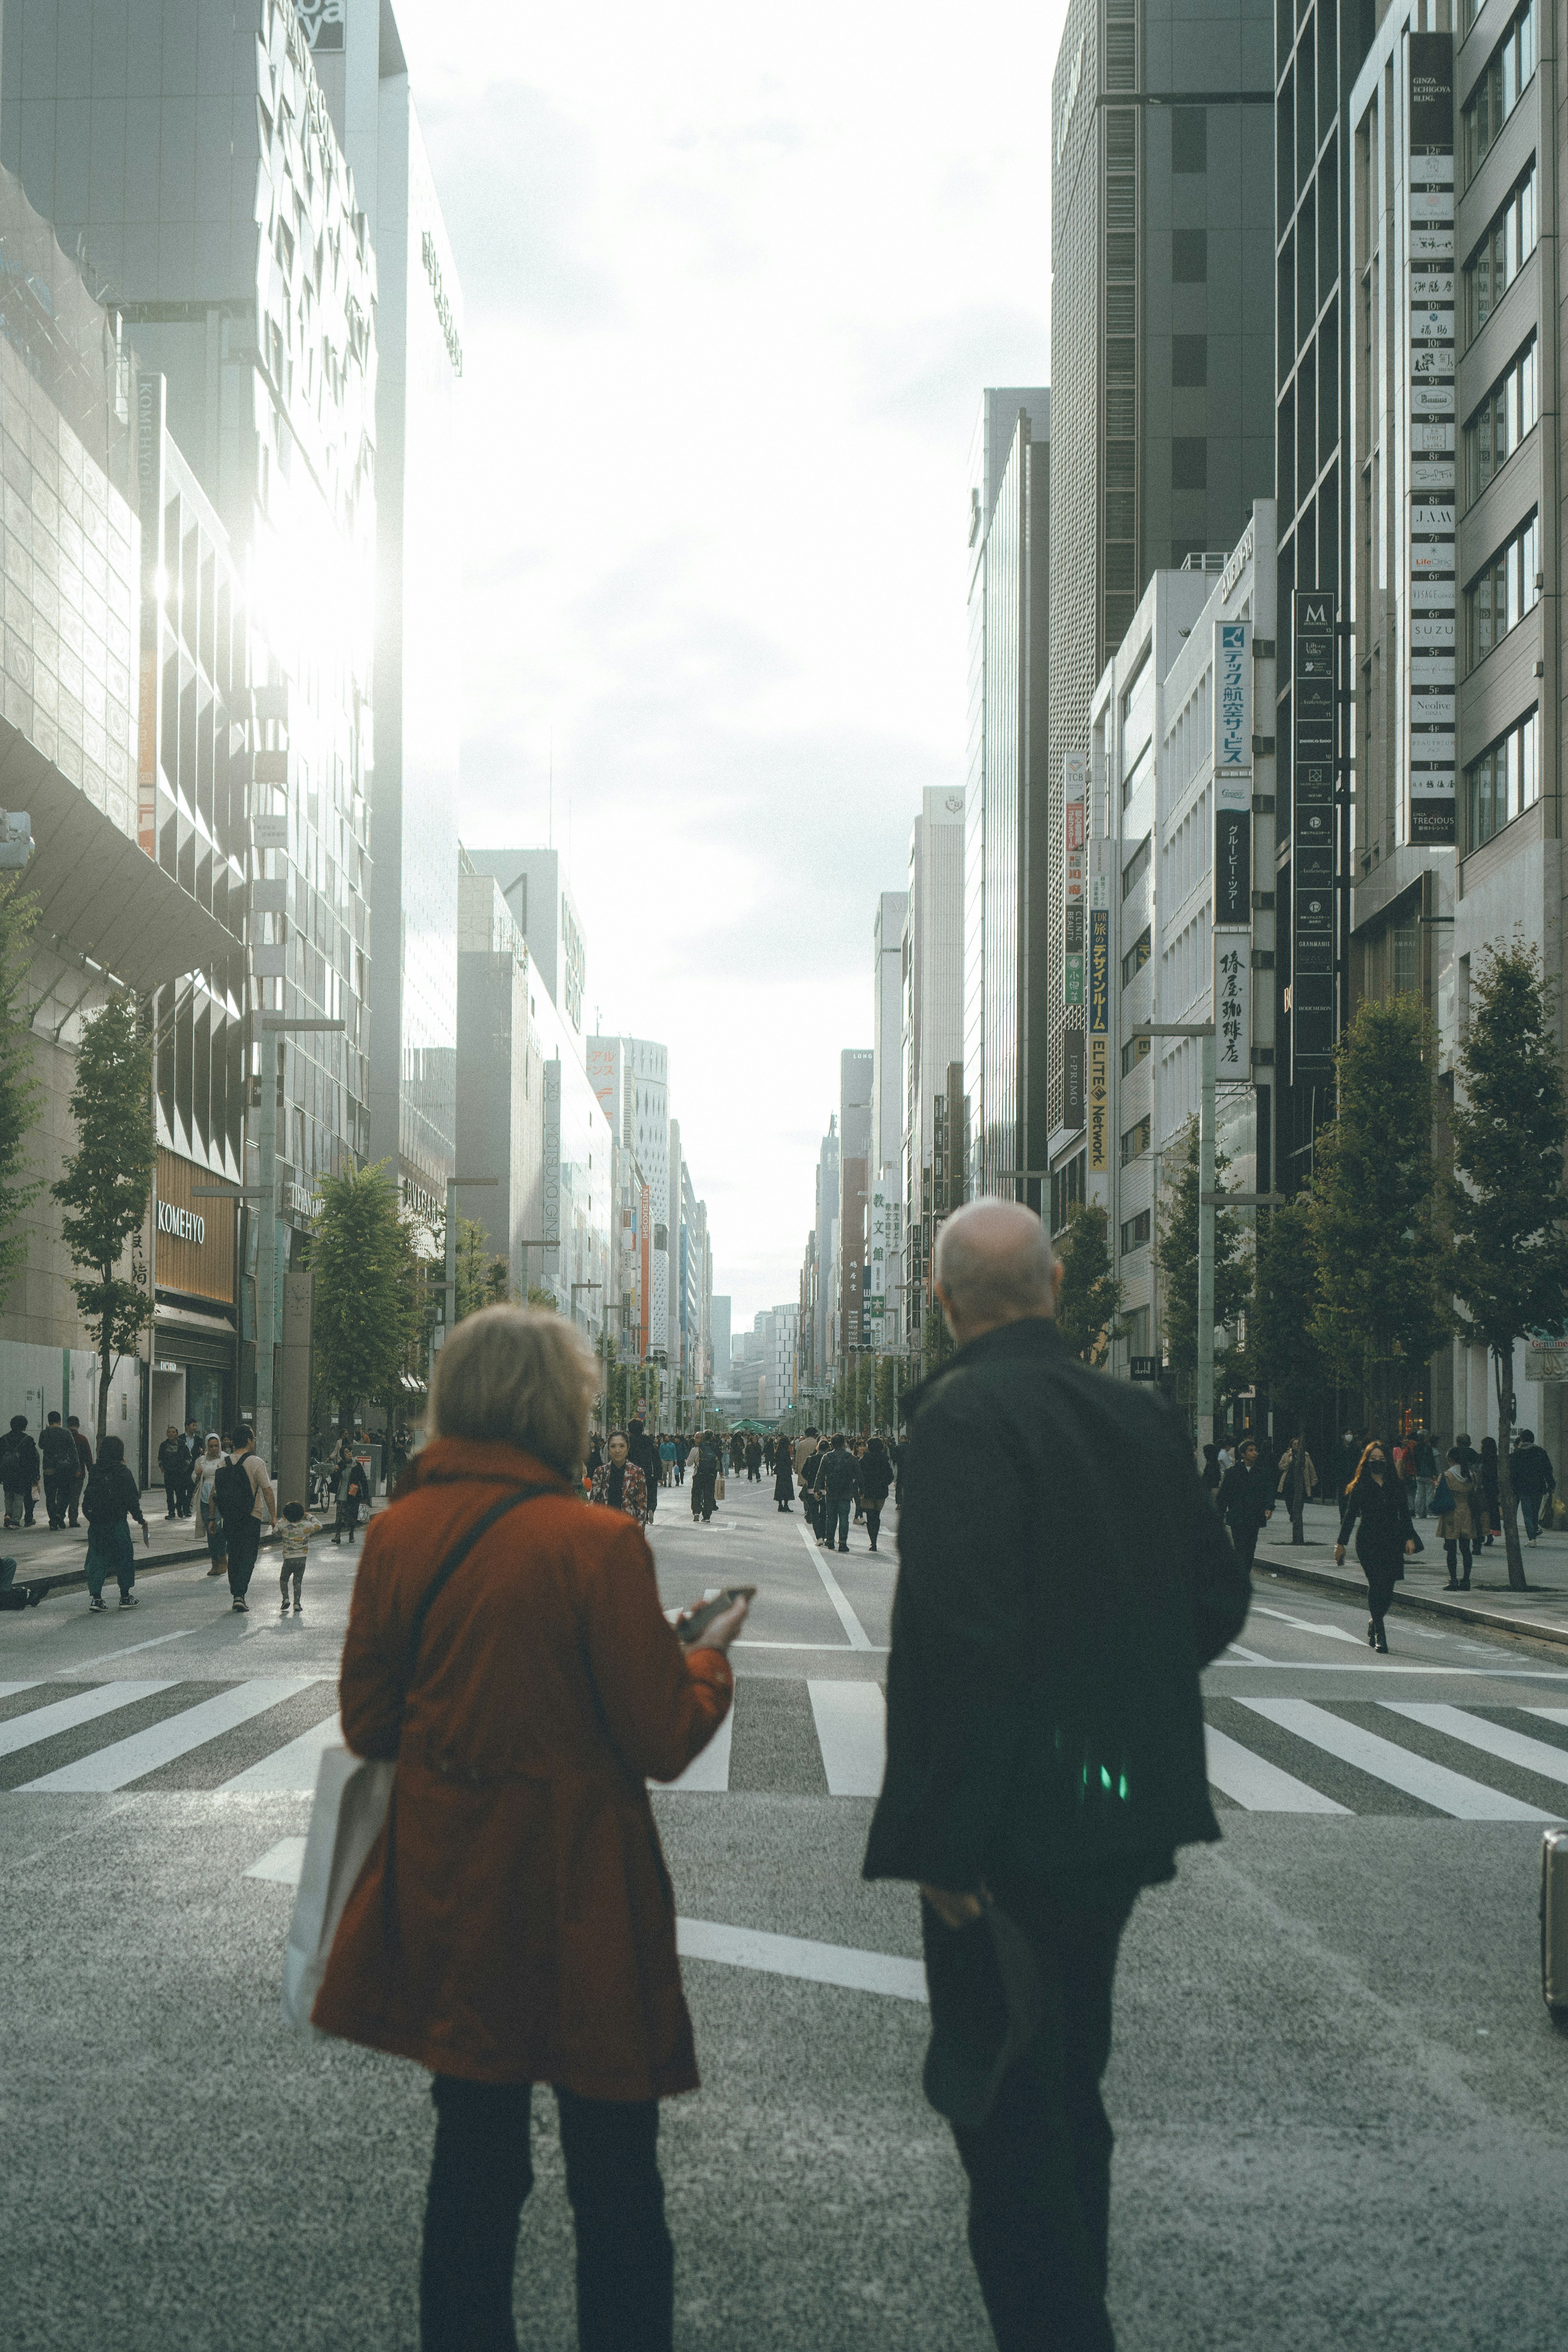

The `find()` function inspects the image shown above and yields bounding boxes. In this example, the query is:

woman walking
[1434,1446,1479,1590]
[81,1435,149,1611]
[312,1305,745,2352]
[1334,1438,1417,1653]
[195,1433,228,1579]
[859,1435,892,1552]
[773,1433,795,1512]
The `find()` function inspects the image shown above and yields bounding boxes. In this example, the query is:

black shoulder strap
[403,1482,552,1691]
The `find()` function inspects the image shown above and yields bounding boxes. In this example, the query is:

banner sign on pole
[1088,907,1109,1171]
[1291,590,1336,1079]
[1214,932,1251,1077]
[1213,621,1251,772]
[1063,752,1087,1009]
[1406,34,1456,847]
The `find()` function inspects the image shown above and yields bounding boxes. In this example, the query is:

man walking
[864,1198,1248,2352]
[1510,1429,1556,1542]
[179,1416,203,1516]
[626,1417,661,1521]
[215,1425,275,1613]
[0,1415,39,1531]
[1216,1437,1275,1577]
[820,1433,860,1553]
[39,1412,78,1530]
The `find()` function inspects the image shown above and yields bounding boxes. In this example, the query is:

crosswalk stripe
[220,1710,344,1792]
[807,1680,886,1797]
[1204,1721,1350,1813]
[0,1681,39,1700]
[1383,1703,1568,1788]
[1525,1708,1568,1730]
[0,1679,177,1758]
[21,1678,316,1791]
[793,1517,874,1650]
[665,1706,734,1792]
[1233,1697,1561,1820]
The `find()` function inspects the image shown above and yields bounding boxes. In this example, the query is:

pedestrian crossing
[5,1674,1568,1817]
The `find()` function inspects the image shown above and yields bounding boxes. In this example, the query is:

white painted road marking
[793,1516,873,1650]
[0,1679,178,1759]
[675,1916,927,2002]
[1205,1722,1350,1814]
[0,1681,39,1699]
[1251,1605,1365,1647]
[22,1678,316,1790]
[664,1705,734,1792]
[245,1835,307,1883]
[56,1630,198,1672]
[1233,1698,1560,1820]
[1384,1703,1568,1788]
[220,1711,344,1792]
[807,1679,887,1796]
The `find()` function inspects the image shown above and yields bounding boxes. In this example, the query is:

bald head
[935,1199,1058,1345]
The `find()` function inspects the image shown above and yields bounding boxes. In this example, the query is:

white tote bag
[280,1479,550,2033]
[281,1747,396,2030]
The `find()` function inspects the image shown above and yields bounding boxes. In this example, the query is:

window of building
[1465,162,1538,341]
[1120,1116,1151,1167]
[1122,1032,1151,1076]
[1466,507,1539,669]
[1120,1208,1152,1253]
[1050,1150,1087,1236]
[1172,108,1207,172]
[1122,927,1152,986]
[1107,283,1137,334]
[1463,0,1537,184]
[1122,833,1152,898]
[1465,335,1537,501]
[1467,705,1540,849]
[1172,334,1208,387]
[1123,1304,1150,1354]
[1172,437,1207,488]
[1172,229,1207,281]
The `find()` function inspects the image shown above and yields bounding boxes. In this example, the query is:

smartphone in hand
[677,1585,756,1645]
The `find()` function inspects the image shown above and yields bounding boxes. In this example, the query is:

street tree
[1158,1117,1252,1428]
[0,876,41,1308]
[1054,1199,1123,1367]
[1309,995,1449,1441]
[1252,1197,1326,1543]
[874,1352,900,1430]
[310,1162,420,1436]
[1450,940,1568,1593]
[454,1215,512,1321]
[52,992,155,1444]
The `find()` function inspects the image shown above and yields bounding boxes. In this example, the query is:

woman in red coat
[312,1304,748,2351]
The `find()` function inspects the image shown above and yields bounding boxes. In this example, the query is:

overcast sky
[401,0,1066,1335]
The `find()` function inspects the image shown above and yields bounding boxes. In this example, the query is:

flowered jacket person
[588,1431,649,1525]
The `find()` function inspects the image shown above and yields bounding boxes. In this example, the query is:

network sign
[1213,622,1251,771]
[1088,909,1109,1036]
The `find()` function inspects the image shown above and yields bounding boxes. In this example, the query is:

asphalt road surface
[1,1474,1565,2348]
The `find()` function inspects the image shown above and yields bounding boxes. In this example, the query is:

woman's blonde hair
[427,1305,599,1476]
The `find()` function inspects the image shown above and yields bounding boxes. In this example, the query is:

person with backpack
[39,1411,79,1530]
[0,1415,39,1531]
[215,1425,275,1612]
[81,1435,149,1610]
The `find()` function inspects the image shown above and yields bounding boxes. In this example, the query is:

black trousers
[225,1515,262,1598]
[421,2075,672,2352]
[1226,1519,1265,1577]
[865,1506,882,1547]
[938,1882,1135,2352]
[43,1472,74,1528]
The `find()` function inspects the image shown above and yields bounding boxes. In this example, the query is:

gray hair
[935,1198,1056,1325]
[428,1304,599,1476]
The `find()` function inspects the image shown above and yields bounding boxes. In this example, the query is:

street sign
[1130,1355,1158,1381]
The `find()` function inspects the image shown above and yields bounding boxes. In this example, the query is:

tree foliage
[0,876,40,1308]
[1309,996,1449,1435]
[1054,1199,1123,1367]
[309,1162,422,1433]
[1158,1117,1252,1423]
[1252,1197,1325,1541]
[454,1215,513,1321]
[52,992,155,1442]
[1450,940,1568,1591]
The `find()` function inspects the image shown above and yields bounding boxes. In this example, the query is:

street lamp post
[1134,1021,1216,1457]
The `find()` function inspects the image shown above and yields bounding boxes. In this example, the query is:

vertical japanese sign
[542,1059,563,1248]
[1062,1029,1085,1131]
[867,1184,887,1342]
[1408,33,1456,846]
[1291,592,1336,1079]
[1213,620,1253,927]
[1063,752,1087,1007]
[1213,621,1252,772]
[1214,934,1251,1076]
[1087,907,1109,1173]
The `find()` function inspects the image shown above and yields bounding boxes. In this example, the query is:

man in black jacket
[864,1198,1249,2352]
[1215,1437,1274,1576]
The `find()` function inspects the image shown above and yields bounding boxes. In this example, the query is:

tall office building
[1048,0,1273,1141]
[902,789,966,1353]
[837,1047,873,1366]
[468,849,588,1067]
[310,0,464,1223]
[588,1033,670,1363]
[964,389,1050,1200]
[456,858,545,1300]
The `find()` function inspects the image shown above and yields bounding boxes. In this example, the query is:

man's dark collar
[900,1316,1061,1419]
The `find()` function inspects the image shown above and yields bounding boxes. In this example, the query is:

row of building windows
[1161,783,1214,912]
[1463,0,1536,185]
[1122,833,1151,898]
[1467,703,1539,850]
[1465,160,1537,342]
[1467,505,1539,670]
[1122,926,1152,987]
[1120,1115,1151,1167]
[1165,678,1212,798]
[1160,905,1211,1014]
[1466,334,1537,503]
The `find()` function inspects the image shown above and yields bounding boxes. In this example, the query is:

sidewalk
[3,1492,382,1598]
[1254,1496,1568,1649]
